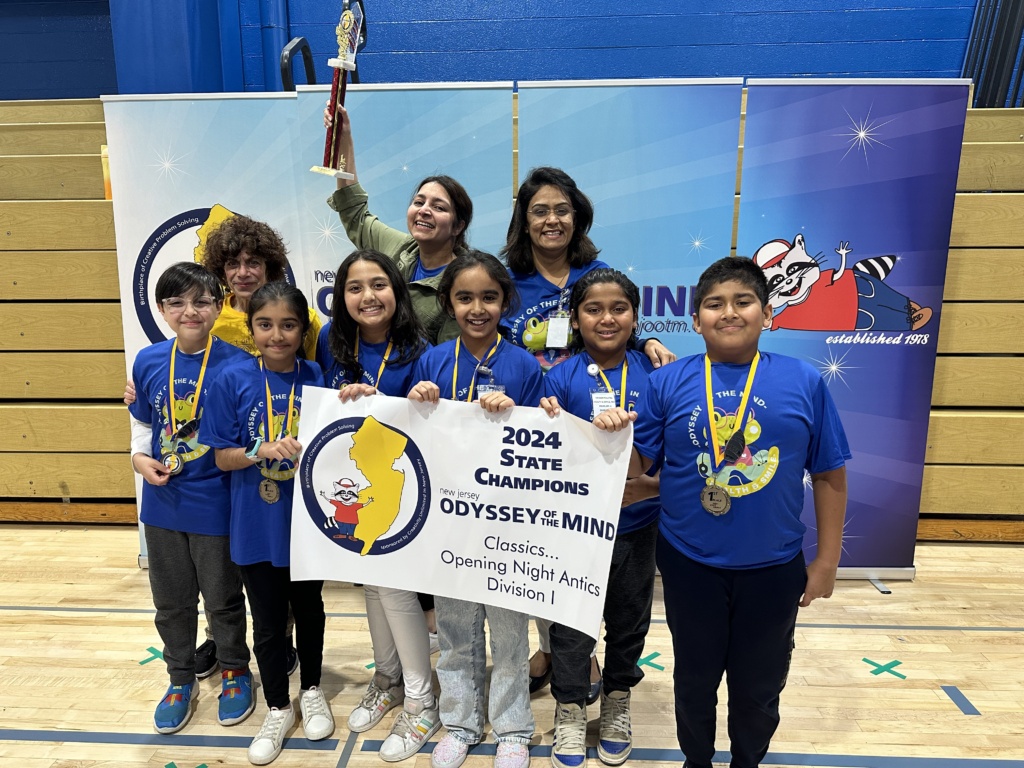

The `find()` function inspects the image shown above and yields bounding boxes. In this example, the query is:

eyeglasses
[224,257,265,272]
[527,206,574,220]
[161,296,218,313]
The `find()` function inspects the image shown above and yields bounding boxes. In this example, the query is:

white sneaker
[380,699,441,762]
[248,706,295,765]
[300,686,336,741]
[597,691,631,765]
[552,702,588,768]
[348,673,405,732]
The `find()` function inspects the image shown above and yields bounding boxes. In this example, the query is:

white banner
[291,389,633,639]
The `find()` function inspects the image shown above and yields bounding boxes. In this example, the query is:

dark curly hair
[201,215,289,286]
[500,166,600,274]
[328,249,427,379]
[567,268,641,354]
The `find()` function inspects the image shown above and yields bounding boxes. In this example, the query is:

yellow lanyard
[453,336,501,402]
[167,337,213,434]
[595,357,629,410]
[704,352,760,474]
[260,359,298,441]
[355,334,394,387]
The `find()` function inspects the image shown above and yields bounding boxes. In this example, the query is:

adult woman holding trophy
[325,106,473,345]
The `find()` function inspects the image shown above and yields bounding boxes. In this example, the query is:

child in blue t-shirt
[408,250,543,768]
[316,249,440,761]
[129,262,254,735]
[202,283,333,765]
[594,257,851,768]
[540,269,660,768]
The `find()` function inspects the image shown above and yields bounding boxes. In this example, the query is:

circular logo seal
[132,206,296,344]
[299,417,430,555]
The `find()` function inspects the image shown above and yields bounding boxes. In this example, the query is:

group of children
[132,226,849,768]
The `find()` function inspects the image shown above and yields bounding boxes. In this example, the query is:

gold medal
[162,453,184,476]
[700,483,731,516]
[259,478,280,504]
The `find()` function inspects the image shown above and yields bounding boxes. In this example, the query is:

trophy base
[310,165,355,180]
[328,58,357,72]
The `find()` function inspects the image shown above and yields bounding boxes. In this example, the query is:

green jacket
[328,183,460,344]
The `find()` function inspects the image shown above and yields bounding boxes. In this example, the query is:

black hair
[693,256,770,311]
[438,249,520,319]
[412,175,474,254]
[155,261,225,303]
[500,166,600,274]
[568,268,641,353]
[328,249,427,378]
[246,282,311,337]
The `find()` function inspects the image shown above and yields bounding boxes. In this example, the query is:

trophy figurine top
[311,2,364,179]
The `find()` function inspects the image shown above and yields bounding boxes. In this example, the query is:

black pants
[657,534,805,768]
[550,519,658,705]
[240,561,325,709]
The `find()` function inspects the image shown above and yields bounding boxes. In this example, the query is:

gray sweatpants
[145,524,250,684]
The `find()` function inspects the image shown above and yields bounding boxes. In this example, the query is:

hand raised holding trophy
[311,0,365,179]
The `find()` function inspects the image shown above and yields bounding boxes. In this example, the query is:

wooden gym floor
[0,524,1022,768]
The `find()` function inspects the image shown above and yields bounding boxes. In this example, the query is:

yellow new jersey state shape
[349,416,408,555]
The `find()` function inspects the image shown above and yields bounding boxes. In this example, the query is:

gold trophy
[311,1,364,178]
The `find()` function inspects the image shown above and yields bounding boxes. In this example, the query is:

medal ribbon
[260,359,298,441]
[704,351,760,476]
[166,336,213,440]
[593,356,629,410]
[355,333,394,387]
[453,335,502,402]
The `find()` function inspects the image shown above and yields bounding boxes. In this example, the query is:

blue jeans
[435,596,534,744]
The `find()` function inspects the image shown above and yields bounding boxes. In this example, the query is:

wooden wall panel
[920,465,1023,516]
[950,193,1024,247]
[0,304,124,351]
[925,411,1024,465]
[943,249,1024,301]
[0,404,129,453]
[3,251,119,300]
[962,107,1024,142]
[932,357,1024,408]
[0,155,105,200]
[0,201,114,250]
[0,99,105,124]
[957,143,1024,192]
[936,303,1024,354]
[0,453,134,498]
[0,353,126,399]
[0,501,136,524]
[0,123,107,156]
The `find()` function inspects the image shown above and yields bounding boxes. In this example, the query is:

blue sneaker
[219,668,256,726]
[154,680,198,734]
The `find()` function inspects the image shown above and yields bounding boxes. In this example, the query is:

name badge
[590,390,617,417]
[476,384,506,398]
[545,314,571,349]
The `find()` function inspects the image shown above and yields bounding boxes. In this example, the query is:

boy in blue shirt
[594,257,850,768]
[129,262,255,734]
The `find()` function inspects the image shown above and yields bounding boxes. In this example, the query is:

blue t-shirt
[412,336,544,406]
[201,356,324,567]
[316,322,427,396]
[412,259,447,282]
[129,337,250,536]
[633,352,851,569]
[504,260,610,368]
[544,349,660,535]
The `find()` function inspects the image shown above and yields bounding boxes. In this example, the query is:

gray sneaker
[552,701,587,768]
[597,690,631,765]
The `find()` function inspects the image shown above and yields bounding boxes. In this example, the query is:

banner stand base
[837,566,915,582]
[139,555,148,570]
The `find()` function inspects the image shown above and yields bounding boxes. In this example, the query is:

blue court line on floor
[361,741,1024,766]
[0,729,338,751]
[943,684,982,715]
[336,728,359,768]
[0,606,367,619]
